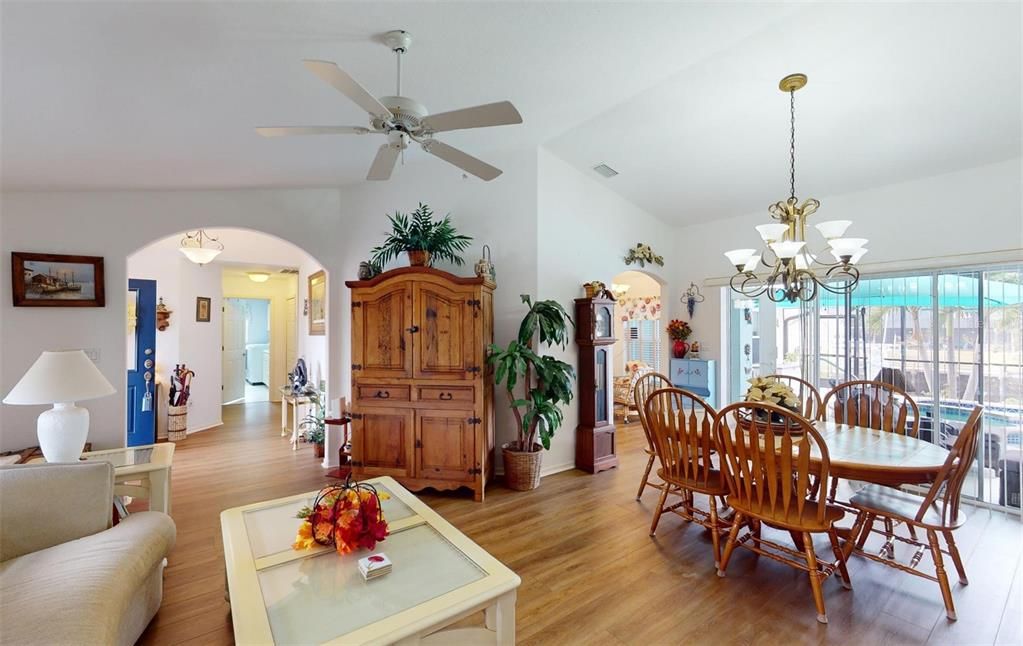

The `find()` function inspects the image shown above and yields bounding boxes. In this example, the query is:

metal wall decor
[682,282,705,318]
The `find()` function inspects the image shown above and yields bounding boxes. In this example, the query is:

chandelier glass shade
[179,229,224,265]
[725,74,866,304]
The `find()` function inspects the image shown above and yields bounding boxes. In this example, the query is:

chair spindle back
[764,374,823,421]
[916,405,984,526]
[644,388,719,489]
[822,380,920,437]
[634,372,673,451]
[715,402,830,526]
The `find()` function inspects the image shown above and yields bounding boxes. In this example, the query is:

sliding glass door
[733,264,1023,509]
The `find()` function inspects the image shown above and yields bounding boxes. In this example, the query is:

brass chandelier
[725,74,866,303]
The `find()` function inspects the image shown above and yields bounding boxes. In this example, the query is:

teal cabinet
[669,359,717,408]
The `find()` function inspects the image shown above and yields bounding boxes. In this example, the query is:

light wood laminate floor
[139,402,1021,645]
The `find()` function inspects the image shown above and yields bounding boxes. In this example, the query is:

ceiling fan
[257,30,523,181]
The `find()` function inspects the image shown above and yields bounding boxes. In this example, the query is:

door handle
[407,325,420,334]
[374,390,390,399]
[439,392,453,401]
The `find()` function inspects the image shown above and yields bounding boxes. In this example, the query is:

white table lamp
[3,350,116,462]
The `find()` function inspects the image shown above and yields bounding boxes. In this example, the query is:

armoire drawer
[356,383,411,404]
[417,385,475,405]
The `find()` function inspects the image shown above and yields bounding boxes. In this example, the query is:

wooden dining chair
[645,387,728,567]
[846,405,984,621]
[764,374,823,421]
[715,401,852,624]
[820,379,921,502]
[633,371,673,500]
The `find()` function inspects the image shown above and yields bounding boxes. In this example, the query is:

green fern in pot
[370,203,473,268]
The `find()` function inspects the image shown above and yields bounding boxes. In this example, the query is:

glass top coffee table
[220,476,520,645]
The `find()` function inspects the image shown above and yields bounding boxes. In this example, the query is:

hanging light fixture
[724,74,866,303]
[247,271,271,283]
[179,229,224,266]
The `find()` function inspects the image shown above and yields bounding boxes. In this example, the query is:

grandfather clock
[575,296,618,474]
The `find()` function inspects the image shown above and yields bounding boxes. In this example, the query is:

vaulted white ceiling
[2,2,1019,227]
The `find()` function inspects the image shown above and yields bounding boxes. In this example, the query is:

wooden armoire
[345,267,495,501]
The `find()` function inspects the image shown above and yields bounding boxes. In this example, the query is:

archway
[126,227,334,460]
[611,269,665,422]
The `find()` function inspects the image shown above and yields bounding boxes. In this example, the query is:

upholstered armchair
[614,361,653,422]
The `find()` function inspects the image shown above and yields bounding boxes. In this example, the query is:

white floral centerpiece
[744,376,802,420]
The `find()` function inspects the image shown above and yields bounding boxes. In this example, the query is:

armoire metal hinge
[468,417,482,425]
[467,366,481,374]
[467,467,482,475]
[415,439,422,448]
[352,364,362,371]
[349,413,363,420]
[351,301,362,308]
[350,460,364,468]
[466,299,481,308]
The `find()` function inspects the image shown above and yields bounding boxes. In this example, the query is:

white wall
[0,189,342,451]
[673,157,1023,402]
[537,148,677,475]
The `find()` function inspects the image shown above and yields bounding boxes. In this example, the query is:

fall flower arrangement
[666,319,693,341]
[293,477,390,555]
[745,376,801,412]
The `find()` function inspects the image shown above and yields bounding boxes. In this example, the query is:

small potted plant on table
[370,203,472,268]
[489,295,575,491]
[300,388,327,458]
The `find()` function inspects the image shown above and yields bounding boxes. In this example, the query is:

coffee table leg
[281,399,288,437]
[486,590,516,645]
[150,468,171,514]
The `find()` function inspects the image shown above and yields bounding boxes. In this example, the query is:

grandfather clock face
[595,305,612,339]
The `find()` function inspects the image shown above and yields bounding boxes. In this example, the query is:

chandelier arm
[731,273,768,299]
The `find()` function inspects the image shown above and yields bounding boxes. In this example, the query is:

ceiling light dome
[247,272,271,283]
[179,229,224,266]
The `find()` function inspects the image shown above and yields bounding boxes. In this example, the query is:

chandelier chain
[789,89,796,200]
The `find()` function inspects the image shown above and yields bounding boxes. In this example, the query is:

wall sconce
[156,297,172,331]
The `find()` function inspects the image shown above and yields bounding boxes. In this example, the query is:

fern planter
[407,250,431,267]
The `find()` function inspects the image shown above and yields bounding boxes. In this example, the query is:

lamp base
[38,402,89,462]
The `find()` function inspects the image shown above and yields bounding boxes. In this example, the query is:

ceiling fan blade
[421,101,522,133]
[256,126,372,137]
[302,60,393,121]
[367,143,401,181]
[423,140,502,181]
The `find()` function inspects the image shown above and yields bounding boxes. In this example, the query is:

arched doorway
[610,269,664,422]
[126,228,329,451]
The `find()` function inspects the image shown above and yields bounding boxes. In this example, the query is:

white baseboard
[540,461,576,478]
[186,422,223,435]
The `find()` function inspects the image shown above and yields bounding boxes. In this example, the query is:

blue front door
[127,279,157,446]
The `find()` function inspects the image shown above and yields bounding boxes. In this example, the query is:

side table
[280,390,312,450]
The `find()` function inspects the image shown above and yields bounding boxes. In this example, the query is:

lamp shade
[724,249,756,268]
[814,220,852,240]
[755,224,790,243]
[770,240,805,259]
[3,350,116,405]
[179,246,222,265]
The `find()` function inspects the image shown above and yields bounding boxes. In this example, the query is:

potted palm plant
[300,387,327,458]
[370,203,472,268]
[488,295,575,490]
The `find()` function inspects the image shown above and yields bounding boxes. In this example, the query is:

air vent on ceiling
[279,268,299,274]
[593,163,619,178]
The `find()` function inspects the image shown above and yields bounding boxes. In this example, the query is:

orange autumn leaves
[293,485,390,555]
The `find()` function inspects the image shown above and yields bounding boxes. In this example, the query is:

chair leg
[827,528,853,590]
[881,518,896,559]
[927,529,957,621]
[708,496,721,568]
[943,529,969,586]
[717,512,744,577]
[855,513,876,550]
[636,454,655,501]
[802,532,829,624]
[751,519,762,550]
[827,478,840,503]
[845,511,870,560]
[649,485,669,536]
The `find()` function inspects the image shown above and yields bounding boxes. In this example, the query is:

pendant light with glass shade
[179,229,224,265]
[724,74,866,303]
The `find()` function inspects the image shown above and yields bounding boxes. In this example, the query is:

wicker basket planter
[167,405,188,442]
[502,442,543,491]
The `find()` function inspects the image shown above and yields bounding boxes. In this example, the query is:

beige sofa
[0,462,176,645]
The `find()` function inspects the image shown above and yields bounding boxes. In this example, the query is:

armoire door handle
[439,392,453,401]
[375,390,390,399]
[407,325,420,334]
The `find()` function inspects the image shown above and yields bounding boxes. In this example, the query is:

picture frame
[12,252,106,307]
[196,296,212,322]
[308,270,326,336]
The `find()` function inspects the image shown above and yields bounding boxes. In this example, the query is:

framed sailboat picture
[12,252,106,307]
